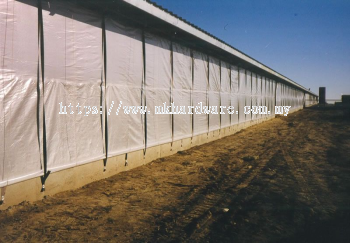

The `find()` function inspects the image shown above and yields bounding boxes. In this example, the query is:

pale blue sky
[152,0,350,99]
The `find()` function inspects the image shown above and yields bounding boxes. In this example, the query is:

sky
[151,0,350,100]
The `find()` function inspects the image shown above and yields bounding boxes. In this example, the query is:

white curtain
[251,73,258,120]
[238,68,246,123]
[220,61,230,128]
[245,71,252,121]
[173,43,192,140]
[0,0,43,185]
[145,33,172,147]
[261,76,266,117]
[43,0,104,172]
[272,80,277,114]
[105,18,144,156]
[192,51,208,136]
[257,75,262,119]
[230,65,239,125]
[208,57,220,132]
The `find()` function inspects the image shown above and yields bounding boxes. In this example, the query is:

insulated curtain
[220,61,231,128]
[230,66,239,125]
[145,33,172,147]
[42,0,104,172]
[208,57,220,132]
[105,18,144,156]
[0,0,42,185]
[172,43,192,140]
[192,51,208,136]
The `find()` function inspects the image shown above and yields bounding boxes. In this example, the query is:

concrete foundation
[0,109,302,210]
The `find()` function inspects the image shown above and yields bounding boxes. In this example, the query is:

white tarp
[145,33,172,147]
[208,57,220,132]
[280,84,284,106]
[0,0,43,185]
[245,71,252,121]
[257,75,262,119]
[266,78,273,116]
[296,90,299,108]
[0,1,318,188]
[288,87,291,108]
[283,85,286,106]
[299,90,303,108]
[305,93,308,107]
[173,43,192,140]
[251,73,258,120]
[270,80,276,115]
[285,85,288,107]
[105,18,144,156]
[192,51,208,136]
[296,90,299,109]
[238,68,246,124]
[220,61,230,128]
[0,0,6,187]
[43,0,104,172]
[261,76,266,116]
[230,65,239,125]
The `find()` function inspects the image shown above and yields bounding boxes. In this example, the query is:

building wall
[0,0,318,208]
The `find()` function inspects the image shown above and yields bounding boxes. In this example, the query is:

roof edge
[122,0,317,96]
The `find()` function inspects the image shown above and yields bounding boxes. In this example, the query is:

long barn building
[0,0,318,207]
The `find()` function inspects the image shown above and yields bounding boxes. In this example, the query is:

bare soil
[1,106,350,242]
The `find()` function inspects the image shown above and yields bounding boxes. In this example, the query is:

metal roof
[121,0,317,96]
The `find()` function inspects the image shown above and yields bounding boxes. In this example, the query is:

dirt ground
[1,106,350,242]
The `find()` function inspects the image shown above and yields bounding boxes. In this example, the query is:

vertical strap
[260,76,262,118]
[170,41,174,148]
[191,50,194,141]
[207,55,210,136]
[229,65,232,127]
[38,0,50,191]
[0,3,6,189]
[0,187,6,205]
[264,77,266,113]
[237,67,240,123]
[0,0,6,189]
[244,69,247,121]
[102,15,108,170]
[125,153,128,166]
[101,15,109,171]
[274,81,278,110]
[36,0,43,173]
[250,72,253,121]
[142,29,147,157]
[219,60,221,133]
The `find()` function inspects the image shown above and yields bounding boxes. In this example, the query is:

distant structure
[319,87,326,104]
[342,95,350,105]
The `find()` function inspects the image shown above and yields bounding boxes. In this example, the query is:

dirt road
[1,106,349,242]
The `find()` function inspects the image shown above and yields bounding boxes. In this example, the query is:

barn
[0,0,318,207]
